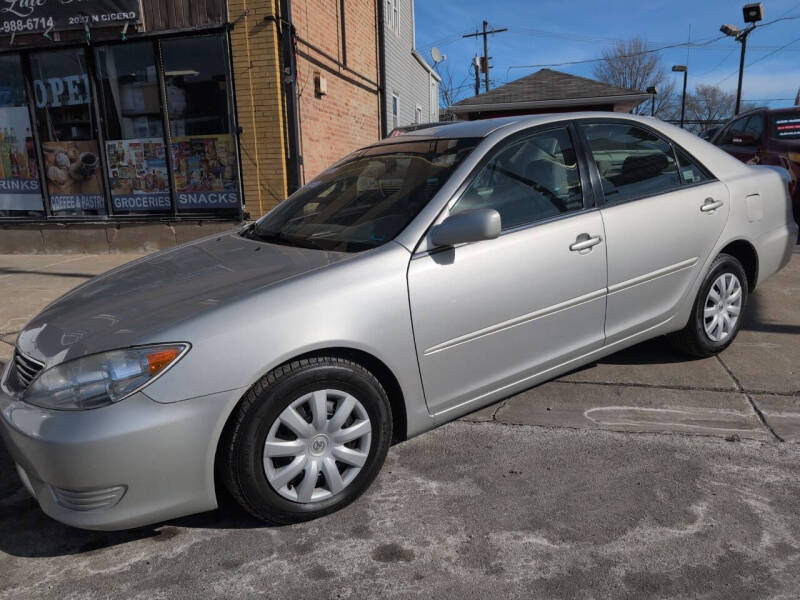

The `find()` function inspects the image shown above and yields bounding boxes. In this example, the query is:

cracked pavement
[0,249,799,599]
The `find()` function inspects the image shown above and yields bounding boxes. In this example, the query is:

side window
[452,127,583,230]
[581,122,680,204]
[676,149,712,185]
[719,117,748,145]
[743,114,764,144]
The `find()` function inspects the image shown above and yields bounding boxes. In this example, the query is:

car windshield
[770,110,800,142]
[247,138,479,252]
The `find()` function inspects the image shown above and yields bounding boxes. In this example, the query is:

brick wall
[292,0,382,183]
[228,0,289,219]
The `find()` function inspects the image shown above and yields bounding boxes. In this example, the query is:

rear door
[577,120,730,343]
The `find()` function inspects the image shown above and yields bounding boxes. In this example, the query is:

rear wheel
[221,356,392,524]
[669,253,748,357]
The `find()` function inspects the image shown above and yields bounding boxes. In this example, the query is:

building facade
[0,0,383,251]
[380,0,439,134]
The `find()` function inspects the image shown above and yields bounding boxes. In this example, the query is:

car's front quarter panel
[0,380,244,530]
[140,241,432,439]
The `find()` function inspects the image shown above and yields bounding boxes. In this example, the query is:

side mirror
[430,208,501,248]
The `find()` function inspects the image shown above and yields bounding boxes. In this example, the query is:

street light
[672,66,688,129]
[721,2,764,115]
[646,86,658,116]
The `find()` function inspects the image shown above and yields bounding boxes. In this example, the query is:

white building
[381,0,440,133]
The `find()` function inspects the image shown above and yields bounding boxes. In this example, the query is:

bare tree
[686,84,736,128]
[593,38,677,117]
[435,62,472,111]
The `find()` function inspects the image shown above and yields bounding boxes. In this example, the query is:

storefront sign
[0,106,43,211]
[106,138,171,211]
[171,135,240,209]
[0,0,140,35]
[42,140,105,213]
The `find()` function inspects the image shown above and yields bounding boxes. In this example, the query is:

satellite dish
[431,47,442,64]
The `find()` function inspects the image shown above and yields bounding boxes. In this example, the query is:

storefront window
[30,49,106,216]
[161,35,240,214]
[0,54,44,218]
[96,42,171,214]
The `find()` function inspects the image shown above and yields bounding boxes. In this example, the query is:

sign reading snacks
[0,0,139,35]
[171,135,239,209]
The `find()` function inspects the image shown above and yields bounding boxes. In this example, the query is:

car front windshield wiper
[242,226,324,250]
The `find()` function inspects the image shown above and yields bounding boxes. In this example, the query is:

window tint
[452,127,583,230]
[743,114,764,144]
[718,117,748,145]
[581,123,680,204]
[676,149,712,185]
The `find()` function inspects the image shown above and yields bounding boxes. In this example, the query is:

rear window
[770,111,800,140]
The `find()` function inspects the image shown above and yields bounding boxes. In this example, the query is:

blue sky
[415,0,800,107]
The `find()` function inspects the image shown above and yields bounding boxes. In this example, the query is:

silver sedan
[1,113,797,530]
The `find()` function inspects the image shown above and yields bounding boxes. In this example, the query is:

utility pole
[462,21,507,93]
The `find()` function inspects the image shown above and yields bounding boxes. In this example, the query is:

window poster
[42,140,105,212]
[170,135,239,210]
[0,106,43,211]
[106,139,170,211]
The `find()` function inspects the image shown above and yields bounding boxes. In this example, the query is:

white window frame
[392,0,399,35]
[392,94,399,129]
[415,105,422,124]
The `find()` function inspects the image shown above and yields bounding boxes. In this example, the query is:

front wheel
[220,356,392,524]
[669,253,748,357]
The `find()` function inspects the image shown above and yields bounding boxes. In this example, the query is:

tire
[220,356,392,525]
[669,253,748,358]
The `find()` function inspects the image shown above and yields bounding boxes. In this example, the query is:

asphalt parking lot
[1,249,799,599]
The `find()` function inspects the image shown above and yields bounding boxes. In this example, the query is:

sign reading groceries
[0,0,140,35]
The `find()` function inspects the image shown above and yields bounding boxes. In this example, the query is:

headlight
[22,344,189,411]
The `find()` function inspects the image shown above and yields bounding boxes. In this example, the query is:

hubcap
[703,272,742,342]
[263,389,372,503]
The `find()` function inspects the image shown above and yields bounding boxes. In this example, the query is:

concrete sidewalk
[0,250,799,598]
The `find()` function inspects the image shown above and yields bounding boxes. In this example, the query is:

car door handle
[700,198,724,213]
[569,233,603,252]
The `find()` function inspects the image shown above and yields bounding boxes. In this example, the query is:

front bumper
[0,377,243,531]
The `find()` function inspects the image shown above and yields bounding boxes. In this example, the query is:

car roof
[372,111,694,145]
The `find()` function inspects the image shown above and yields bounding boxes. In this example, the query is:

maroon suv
[712,107,800,232]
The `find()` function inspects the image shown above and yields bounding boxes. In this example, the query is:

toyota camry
[1,113,796,530]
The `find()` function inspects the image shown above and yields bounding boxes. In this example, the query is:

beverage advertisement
[42,140,105,212]
[170,135,240,210]
[0,106,43,212]
[106,138,171,212]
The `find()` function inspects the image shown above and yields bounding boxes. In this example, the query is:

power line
[715,36,800,84]
[506,35,727,74]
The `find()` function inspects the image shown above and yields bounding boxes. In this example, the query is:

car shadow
[0,439,270,558]
[740,291,800,335]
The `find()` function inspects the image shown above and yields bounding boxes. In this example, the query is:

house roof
[450,68,648,113]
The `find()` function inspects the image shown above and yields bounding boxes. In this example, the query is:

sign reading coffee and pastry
[1,0,140,36]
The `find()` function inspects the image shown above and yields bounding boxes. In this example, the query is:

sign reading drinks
[0,0,140,36]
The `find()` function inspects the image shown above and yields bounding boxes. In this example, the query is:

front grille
[14,351,45,390]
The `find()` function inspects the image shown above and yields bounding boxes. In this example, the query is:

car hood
[17,232,351,365]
